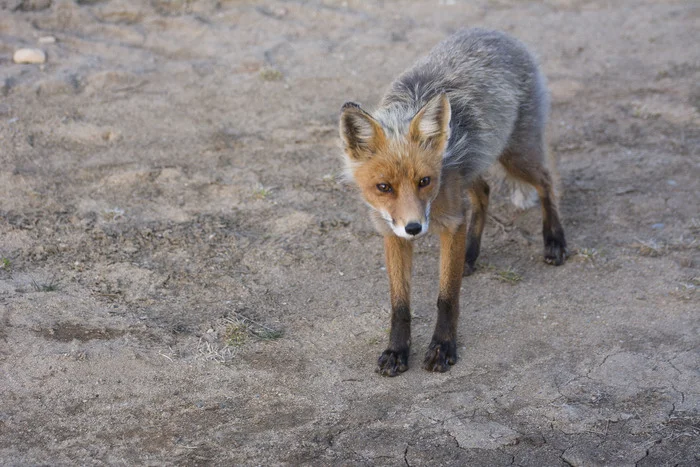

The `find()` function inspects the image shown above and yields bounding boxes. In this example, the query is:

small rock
[651,223,665,230]
[13,48,46,64]
[38,36,56,44]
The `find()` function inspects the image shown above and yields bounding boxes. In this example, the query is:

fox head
[339,93,451,239]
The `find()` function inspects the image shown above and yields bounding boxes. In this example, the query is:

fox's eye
[376,183,392,193]
[418,177,431,188]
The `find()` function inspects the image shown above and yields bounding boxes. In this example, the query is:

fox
[339,28,567,376]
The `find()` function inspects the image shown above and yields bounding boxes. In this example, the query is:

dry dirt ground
[1,0,699,465]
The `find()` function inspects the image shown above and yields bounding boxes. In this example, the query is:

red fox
[339,29,567,376]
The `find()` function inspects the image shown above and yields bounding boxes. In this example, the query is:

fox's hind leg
[464,177,490,276]
[500,149,567,265]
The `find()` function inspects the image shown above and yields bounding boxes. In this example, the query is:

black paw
[464,239,480,276]
[544,236,567,266]
[422,340,457,373]
[376,348,409,377]
[463,261,477,276]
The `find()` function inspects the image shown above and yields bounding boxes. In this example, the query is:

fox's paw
[544,236,567,266]
[463,261,477,276]
[464,239,480,276]
[376,348,409,377]
[422,339,457,373]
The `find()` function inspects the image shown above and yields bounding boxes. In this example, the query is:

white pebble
[38,36,57,44]
[13,48,46,64]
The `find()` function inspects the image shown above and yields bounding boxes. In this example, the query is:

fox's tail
[507,177,539,210]
[486,165,538,210]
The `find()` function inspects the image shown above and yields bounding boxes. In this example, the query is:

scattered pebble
[13,48,46,64]
[614,186,636,195]
[38,36,57,44]
[667,179,677,186]
[651,223,665,230]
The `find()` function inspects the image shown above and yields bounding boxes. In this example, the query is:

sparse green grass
[253,328,284,340]
[253,185,272,200]
[1,258,11,270]
[31,276,60,292]
[494,267,522,284]
[259,67,283,81]
[224,321,247,347]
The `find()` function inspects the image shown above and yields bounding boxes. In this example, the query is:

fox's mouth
[383,204,431,239]
[392,224,428,239]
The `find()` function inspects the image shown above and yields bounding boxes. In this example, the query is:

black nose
[405,223,422,236]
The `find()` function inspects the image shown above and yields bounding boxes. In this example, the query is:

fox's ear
[339,102,386,160]
[409,93,451,152]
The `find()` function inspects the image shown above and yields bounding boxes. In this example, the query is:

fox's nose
[405,222,422,236]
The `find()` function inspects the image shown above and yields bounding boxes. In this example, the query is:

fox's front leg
[377,235,413,377]
[423,221,467,372]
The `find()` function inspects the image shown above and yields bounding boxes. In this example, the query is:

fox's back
[376,29,549,177]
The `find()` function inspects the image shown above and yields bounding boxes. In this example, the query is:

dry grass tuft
[259,67,283,81]
[101,207,124,221]
[196,338,235,363]
[31,276,60,292]
[631,239,665,257]
[574,247,599,262]
[224,311,283,342]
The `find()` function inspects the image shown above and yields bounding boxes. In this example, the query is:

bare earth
[1,0,698,465]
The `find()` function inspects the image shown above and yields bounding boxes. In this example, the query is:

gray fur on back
[374,28,549,179]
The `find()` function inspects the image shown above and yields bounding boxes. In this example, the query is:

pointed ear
[339,102,386,160]
[408,93,451,152]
